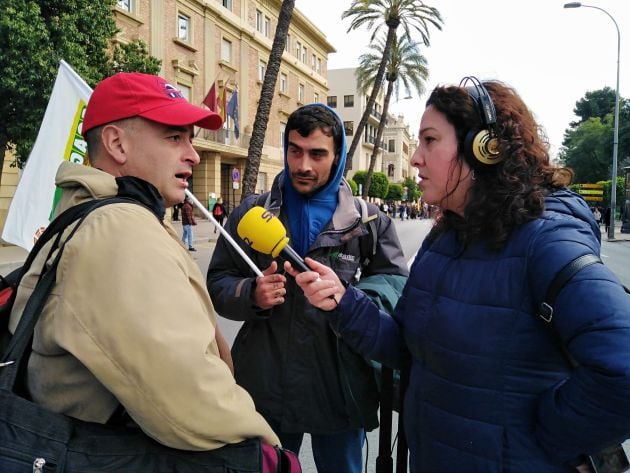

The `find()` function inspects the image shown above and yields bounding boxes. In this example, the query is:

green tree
[0,0,160,175]
[341,0,442,177]
[402,176,420,202]
[352,170,389,199]
[105,40,161,76]
[571,87,617,126]
[386,183,403,201]
[241,0,295,201]
[347,178,358,196]
[560,88,629,183]
[559,117,611,182]
[356,34,428,198]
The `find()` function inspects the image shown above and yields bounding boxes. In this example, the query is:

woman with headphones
[286,78,630,472]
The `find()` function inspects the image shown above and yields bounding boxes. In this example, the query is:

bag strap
[0,197,142,389]
[355,198,378,270]
[538,254,603,323]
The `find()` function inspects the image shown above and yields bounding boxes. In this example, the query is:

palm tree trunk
[241,0,295,201]
[362,79,394,199]
[344,25,397,177]
[0,135,8,185]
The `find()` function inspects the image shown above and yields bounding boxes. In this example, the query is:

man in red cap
[9,73,279,452]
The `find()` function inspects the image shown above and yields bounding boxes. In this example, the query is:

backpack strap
[538,254,603,323]
[355,198,378,269]
[1,197,143,372]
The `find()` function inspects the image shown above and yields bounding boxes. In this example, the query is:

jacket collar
[115,176,166,222]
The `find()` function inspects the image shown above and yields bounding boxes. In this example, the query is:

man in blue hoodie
[206,104,408,472]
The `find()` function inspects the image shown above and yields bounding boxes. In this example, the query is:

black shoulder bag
[0,198,263,473]
[538,254,630,473]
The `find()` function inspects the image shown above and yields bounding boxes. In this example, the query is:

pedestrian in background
[604,206,612,233]
[212,197,228,233]
[288,77,630,472]
[172,201,183,221]
[592,207,601,227]
[181,196,197,251]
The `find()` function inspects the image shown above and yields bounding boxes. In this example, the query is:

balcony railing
[199,128,244,147]
[364,135,386,148]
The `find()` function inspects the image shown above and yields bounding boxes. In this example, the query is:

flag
[227,89,239,139]
[217,87,227,121]
[203,82,217,112]
[2,60,92,251]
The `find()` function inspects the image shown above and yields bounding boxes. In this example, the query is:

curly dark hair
[426,80,572,250]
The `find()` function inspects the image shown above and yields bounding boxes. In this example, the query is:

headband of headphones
[459,76,497,130]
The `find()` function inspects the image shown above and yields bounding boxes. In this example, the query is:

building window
[344,95,354,107]
[296,41,301,58]
[344,121,354,136]
[403,143,409,155]
[388,163,395,177]
[312,54,316,69]
[388,139,395,152]
[327,96,337,108]
[257,172,268,194]
[222,0,232,10]
[301,45,307,63]
[280,73,287,93]
[298,83,304,103]
[316,58,322,74]
[117,0,132,12]
[178,13,190,42]
[285,34,291,52]
[221,38,232,62]
[256,10,263,33]
[264,16,271,38]
[280,122,286,147]
[178,83,191,101]
[314,92,319,103]
[259,60,267,81]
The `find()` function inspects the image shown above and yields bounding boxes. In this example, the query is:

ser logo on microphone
[260,210,274,223]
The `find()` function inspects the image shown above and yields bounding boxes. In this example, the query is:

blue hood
[282,103,348,256]
[544,188,601,244]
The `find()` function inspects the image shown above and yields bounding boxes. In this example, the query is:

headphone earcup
[464,128,502,166]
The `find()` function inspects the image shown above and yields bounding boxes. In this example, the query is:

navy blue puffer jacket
[333,190,630,472]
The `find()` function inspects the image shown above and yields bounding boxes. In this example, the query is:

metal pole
[184,189,263,277]
[565,3,621,239]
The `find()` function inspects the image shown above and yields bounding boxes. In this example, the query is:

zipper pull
[33,457,46,473]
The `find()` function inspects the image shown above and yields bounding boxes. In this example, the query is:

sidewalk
[602,222,630,242]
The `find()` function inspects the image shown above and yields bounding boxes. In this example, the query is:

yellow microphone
[237,206,310,272]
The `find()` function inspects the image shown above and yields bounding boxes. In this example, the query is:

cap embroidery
[163,83,184,99]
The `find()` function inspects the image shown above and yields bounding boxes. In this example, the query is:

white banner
[2,60,92,251]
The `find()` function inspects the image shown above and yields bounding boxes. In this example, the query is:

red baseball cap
[82,72,223,136]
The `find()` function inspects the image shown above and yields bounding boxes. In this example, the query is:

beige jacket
[9,162,279,450]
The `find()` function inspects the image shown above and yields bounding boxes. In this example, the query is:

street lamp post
[564,2,621,239]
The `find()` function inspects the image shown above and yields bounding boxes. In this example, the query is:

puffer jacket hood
[544,188,600,243]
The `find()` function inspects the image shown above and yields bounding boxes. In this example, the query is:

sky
[294,0,629,160]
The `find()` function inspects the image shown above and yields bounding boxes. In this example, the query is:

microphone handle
[280,245,311,273]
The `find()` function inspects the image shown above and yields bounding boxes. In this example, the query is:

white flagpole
[184,189,263,277]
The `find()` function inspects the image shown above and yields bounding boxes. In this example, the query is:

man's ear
[100,124,127,165]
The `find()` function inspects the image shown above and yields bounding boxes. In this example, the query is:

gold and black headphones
[459,76,503,166]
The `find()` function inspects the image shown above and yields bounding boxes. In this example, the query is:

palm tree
[341,0,442,177]
[356,36,429,199]
[241,0,295,201]
[356,34,428,199]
